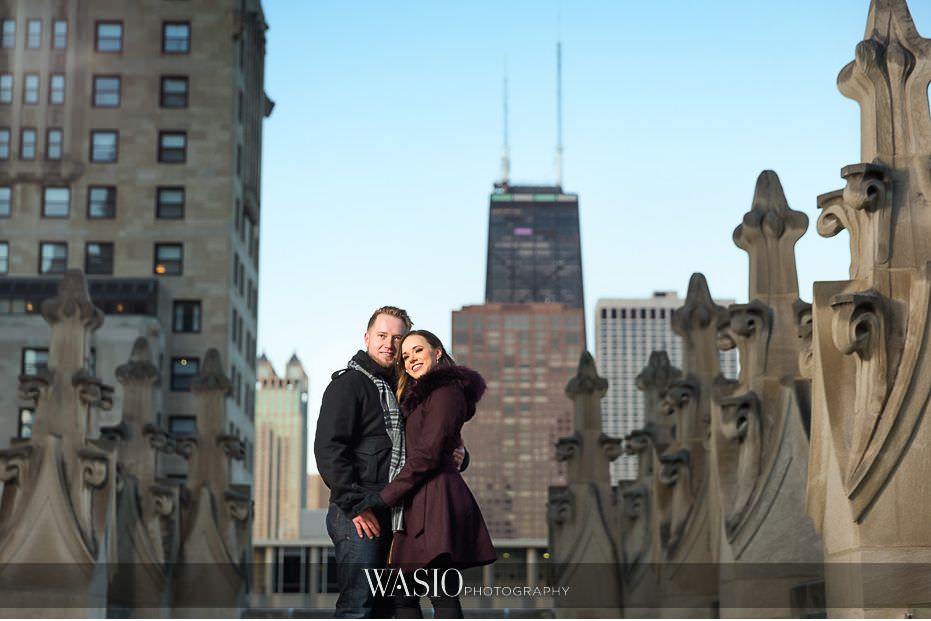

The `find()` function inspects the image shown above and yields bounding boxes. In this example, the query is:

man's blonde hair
[367,306,413,332]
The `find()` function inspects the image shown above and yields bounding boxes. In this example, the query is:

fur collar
[401,365,486,419]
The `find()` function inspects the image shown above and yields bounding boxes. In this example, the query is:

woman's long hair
[395,329,456,402]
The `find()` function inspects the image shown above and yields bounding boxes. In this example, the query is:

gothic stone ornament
[809,0,931,526]
[549,352,622,618]
[0,271,117,614]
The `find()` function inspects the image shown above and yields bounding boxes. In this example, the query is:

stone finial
[672,274,727,335]
[840,0,931,162]
[636,351,681,400]
[191,349,232,394]
[733,171,808,301]
[565,351,608,400]
[115,337,159,385]
[40,269,104,331]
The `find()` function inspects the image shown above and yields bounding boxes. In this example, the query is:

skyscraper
[596,293,739,483]
[0,0,272,485]
[454,302,580,539]
[254,354,309,541]
[485,184,584,311]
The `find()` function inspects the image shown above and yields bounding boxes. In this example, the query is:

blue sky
[256,1,931,473]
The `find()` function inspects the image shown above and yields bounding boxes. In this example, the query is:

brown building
[0,0,272,485]
[254,354,309,541]
[306,472,329,510]
[453,302,583,539]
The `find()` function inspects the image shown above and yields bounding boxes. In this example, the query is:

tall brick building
[0,0,272,485]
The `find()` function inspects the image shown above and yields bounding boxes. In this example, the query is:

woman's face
[401,334,442,380]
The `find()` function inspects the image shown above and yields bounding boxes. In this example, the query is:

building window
[0,128,8,159]
[90,130,118,162]
[49,74,64,104]
[156,186,184,219]
[0,74,11,103]
[168,415,197,436]
[1,19,14,49]
[52,20,67,49]
[22,348,49,375]
[87,186,116,219]
[158,132,186,163]
[0,241,7,273]
[154,243,182,275]
[46,128,62,160]
[92,76,120,107]
[39,242,67,274]
[26,19,40,49]
[85,242,114,275]
[20,128,36,160]
[0,186,10,217]
[173,300,201,333]
[23,73,39,104]
[160,76,188,108]
[18,409,35,439]
[95,21,122,53]
[42,187,69,218]
[162,22,190,54]
[171,357,199,391]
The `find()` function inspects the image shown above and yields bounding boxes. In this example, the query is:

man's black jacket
[314,350,395,515]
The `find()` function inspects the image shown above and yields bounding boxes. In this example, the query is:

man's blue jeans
[326,502,394,618]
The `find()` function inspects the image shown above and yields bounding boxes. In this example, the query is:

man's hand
[352,509,381,539]
[452,443,466,468]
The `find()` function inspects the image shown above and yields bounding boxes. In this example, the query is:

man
[315,306,465,618]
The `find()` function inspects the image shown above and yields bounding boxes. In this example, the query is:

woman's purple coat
[379,365,497,571]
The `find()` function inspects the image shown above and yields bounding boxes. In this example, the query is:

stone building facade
[0,0,272,485]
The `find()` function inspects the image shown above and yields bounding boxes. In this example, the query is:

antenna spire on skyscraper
[501,59,510,187]
[555,41,563,189]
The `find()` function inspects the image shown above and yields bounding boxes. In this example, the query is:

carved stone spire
[0,270,116,613]
[733,170,808,302]
[807,1,931,614]
[655,273,727,569]
[174,348,249,613]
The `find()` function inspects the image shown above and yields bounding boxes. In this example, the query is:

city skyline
[256,1,931,472]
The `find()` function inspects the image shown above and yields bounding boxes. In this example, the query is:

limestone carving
[0,270,117,615]
[173,348,250,614]
[108,337,180,616]
[807,0,931,614]
[548,352,621,618]
[651,274,725,615]
[706,171,823,615]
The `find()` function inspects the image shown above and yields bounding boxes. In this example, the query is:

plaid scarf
[348,359,406,532]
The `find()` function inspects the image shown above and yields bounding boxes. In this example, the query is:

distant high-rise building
[0,0,272,486]
[254,354,308,541]
[453,303,580,539]
[306,473,329,510]
[596,293,739,484]
[485,184,584,311]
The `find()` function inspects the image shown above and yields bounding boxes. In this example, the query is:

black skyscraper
[484,183,584,309]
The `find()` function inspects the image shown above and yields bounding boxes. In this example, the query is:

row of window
[1,19,66,50]
[0,129,187,164]
[0,186,185,219]
[0,241,184,276]
[600,308,672,320]
[0,19,190,55]
[0,127,62,160]
[0,73,63,105]
[0,73,189,109]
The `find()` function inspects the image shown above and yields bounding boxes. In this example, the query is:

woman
[353,329,496,618]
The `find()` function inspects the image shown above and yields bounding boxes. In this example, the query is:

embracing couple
[314,306,496,618]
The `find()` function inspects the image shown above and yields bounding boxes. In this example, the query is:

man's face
[364,314,406,368]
